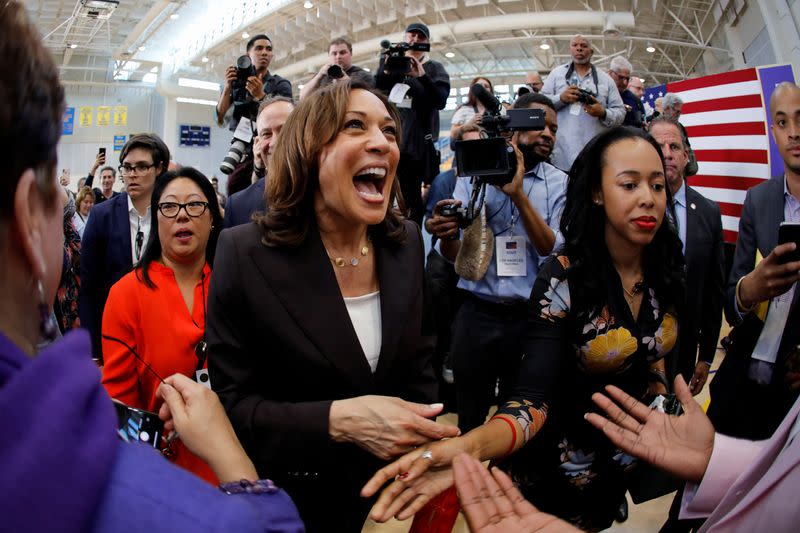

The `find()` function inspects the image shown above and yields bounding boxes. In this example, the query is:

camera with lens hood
[380,39,431,75]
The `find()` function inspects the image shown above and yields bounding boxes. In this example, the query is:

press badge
[389,83,411,106]
[496,236,526,276]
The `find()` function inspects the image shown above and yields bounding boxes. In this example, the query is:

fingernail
[430,403,444,409]
[583,413,590,420]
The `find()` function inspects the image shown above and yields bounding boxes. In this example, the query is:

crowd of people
[3,2,800,532]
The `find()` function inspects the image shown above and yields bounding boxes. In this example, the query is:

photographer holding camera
[299,37,374,100]
[541,34,624,172]
[427,92,567,434]
[375,22,449,225]
[215,34,292,132]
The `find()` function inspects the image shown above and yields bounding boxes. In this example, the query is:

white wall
[58,84,161,192]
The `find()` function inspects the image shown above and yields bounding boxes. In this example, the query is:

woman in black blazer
[206,81,458,532]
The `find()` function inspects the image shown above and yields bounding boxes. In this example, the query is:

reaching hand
[427,199,462,240]
[329,396,459,461]
[246,75,266,101]
[500,143,525,200]
[361,437,471,521]
[454,454,582,533]
[224,66,237,89]
[585,376,715,484]
[583,98,605,119]
[156,374,257,483]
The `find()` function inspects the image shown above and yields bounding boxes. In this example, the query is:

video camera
[232,55,257,105]
[380,39,431,75]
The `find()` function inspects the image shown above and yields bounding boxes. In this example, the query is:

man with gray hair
[662,92,684,121]
[541,34,625,171]
[608,56,645,128]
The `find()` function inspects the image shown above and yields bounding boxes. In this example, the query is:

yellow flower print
[581,327,638,372]
[647,313,678,356]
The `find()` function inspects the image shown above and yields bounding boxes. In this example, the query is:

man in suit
[650,118,725,396]
[707,82,800,442]
[79,134,170,360]
[224,97,293,228]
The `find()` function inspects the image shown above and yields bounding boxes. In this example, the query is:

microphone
[469,84,501,114]
[380,39,391,49]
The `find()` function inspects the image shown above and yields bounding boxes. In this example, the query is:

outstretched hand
[454,454,581,533]
[585,376,715,484]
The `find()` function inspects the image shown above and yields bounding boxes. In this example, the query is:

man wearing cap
[376,22,450,226]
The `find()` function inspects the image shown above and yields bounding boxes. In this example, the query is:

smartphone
[778,222,800,264]
[112,400,164,449]
[99,147,106,157]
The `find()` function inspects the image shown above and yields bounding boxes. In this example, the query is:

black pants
[397,156,425,226]
[451,294,528,432]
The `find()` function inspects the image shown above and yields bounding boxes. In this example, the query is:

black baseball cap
[405,22,430,39]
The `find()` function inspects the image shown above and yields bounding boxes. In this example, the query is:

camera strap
[564,62,599,92]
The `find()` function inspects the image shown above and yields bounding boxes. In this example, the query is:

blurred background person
[364,127,684,532]
[449,76,493,150]
[73,185,94,238]
[0,4,303,532]
[662,93,684,121]
[101,167,223,484]
[608,56,645,128]
[300,37,375,99]
[207,81,458,532]
[85,153,119,204]
[628,76,645,100]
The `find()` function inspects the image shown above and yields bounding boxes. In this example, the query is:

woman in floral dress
[363,126,686,531]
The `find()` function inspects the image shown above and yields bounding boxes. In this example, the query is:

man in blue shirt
[428,92,568,432]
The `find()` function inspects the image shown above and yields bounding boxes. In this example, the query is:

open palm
[585,376,715,484]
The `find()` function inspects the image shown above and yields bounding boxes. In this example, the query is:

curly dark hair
[137,167,223,288]
[255,79,406,248]
[560,126,685,324]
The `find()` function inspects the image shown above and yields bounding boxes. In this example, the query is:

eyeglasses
[119,163,156,176]
[611,71,631,83]
[158,201,209,218]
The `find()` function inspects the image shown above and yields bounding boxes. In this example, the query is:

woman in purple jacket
[0,3,303,532]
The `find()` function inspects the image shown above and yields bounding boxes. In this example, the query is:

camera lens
[327,64,344,79]
[236,55,253,70]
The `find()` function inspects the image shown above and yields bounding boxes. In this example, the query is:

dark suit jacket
[670,186,725,381]
[207,220,436,486]
[223,177,266,229]
[709,176,800,438]
[79,193,133,358]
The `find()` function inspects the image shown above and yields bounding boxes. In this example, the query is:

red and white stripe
[673,68,771,244]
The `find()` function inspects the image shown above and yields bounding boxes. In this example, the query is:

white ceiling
[25,0,742,92]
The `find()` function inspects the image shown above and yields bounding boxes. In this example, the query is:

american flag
[643,65,796,243]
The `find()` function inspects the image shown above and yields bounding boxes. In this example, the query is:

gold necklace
[327,239,370,268]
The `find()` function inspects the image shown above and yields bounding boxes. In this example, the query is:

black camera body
[380,39,431,75]
[232,55,257,105]
[576,87,597,105]
[453,84,546,187]
[439,204,472,229]
[327,64,345,79]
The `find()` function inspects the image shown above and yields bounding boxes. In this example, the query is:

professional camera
[220,116,255,175]
[576,87,597,104]
[453,84,545,187]
[231,55,257,105]
[379,39,431,75]
[327,64,345,79]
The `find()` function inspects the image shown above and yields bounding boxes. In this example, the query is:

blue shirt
[453,162,568,302]
[673,182,687,255]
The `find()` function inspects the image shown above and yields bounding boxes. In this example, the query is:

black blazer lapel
[248,228,374,392]
[373,238,416,381]
[113,193,133,266]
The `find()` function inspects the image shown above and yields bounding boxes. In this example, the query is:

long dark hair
[560,126,685,323]
[256,79,406,248]
[137,167,223,288]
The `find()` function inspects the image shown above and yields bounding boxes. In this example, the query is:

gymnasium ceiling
[26,0,744,95]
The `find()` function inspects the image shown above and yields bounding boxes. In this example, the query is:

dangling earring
[37,279,58,342]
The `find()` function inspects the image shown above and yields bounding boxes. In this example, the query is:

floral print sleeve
[492,255,571,447]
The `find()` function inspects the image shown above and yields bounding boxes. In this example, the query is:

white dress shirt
[127,195,151,264]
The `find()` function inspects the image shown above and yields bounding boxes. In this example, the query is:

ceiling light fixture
[69,43,78,49]
[303,1,314,8]
[201,56,209,63]
[646,42,656,53]
[539,40,550,50]
[170,13,179,20]
[445,51,455,58]
[602,19,620,38]
[138,45,146,51]
[242,32,250,39]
